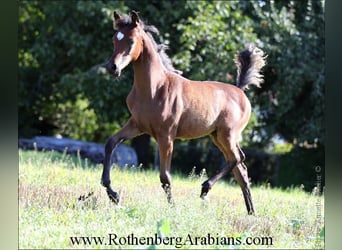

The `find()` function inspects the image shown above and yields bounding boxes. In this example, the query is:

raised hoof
[200,181,211,199]
[106,188,120,204]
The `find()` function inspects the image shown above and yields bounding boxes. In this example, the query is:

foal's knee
[105,135,125,155]
[105,136,116,154]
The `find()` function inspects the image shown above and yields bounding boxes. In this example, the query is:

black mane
[114,14,181,75]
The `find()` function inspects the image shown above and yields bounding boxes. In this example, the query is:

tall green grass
[19,150,324,249]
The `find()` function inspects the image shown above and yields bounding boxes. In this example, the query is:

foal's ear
[113,11,121,21]
[130,10,140,24]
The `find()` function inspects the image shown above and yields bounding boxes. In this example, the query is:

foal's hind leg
[201,132,254,215]
[232,161,255,215]
[101,118,141,204]
[233,145,254,214]
[201,132,240,198]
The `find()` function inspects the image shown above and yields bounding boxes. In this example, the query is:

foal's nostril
[111,64,121,77]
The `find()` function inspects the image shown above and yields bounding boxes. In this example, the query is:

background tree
[18,0,324,190]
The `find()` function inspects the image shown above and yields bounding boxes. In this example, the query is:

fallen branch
[18,136,138,168]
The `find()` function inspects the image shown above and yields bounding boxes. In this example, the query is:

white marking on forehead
[116,32,124,41]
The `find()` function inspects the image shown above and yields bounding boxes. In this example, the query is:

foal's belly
[174,87,225,139]
[175,110,218,139]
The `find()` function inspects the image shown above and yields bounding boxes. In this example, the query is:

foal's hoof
[200,181,211,199]
[167,197,175,207]
[248,210,255,216]
[106,188,120,204]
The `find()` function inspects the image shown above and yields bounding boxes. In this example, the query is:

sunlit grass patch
[19,150,324,249]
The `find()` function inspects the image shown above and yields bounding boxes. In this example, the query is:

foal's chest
[126,87,182,134]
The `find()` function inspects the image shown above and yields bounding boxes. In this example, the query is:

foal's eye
[129,39,135,46]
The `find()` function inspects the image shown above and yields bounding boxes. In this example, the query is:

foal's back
[164,72,251,140]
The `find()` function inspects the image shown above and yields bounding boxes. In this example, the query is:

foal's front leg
[157,137,174,205]
[101,118,141,204]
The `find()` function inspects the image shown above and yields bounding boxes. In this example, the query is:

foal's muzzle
[105,60,121,78]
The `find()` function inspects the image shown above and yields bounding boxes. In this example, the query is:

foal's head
[106,10,181,77]
[105,11,144,77]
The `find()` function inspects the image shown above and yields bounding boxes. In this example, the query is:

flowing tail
[235,45,266,89]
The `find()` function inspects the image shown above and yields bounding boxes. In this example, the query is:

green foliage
[174,1,257,82]
[18,1,129,140]
[277,145,325,192]
[272,141,294,154]
[54,94,99,141]
[249,1,325,146]
[54,68,132,141]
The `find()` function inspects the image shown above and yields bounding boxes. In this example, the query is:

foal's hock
[101,10,266,215]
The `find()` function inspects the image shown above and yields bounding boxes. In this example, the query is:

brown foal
[101,11,266,215]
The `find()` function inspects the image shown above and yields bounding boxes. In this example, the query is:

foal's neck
[132,32,166,98]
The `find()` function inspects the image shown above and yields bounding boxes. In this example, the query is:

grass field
[19,149,324,249]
